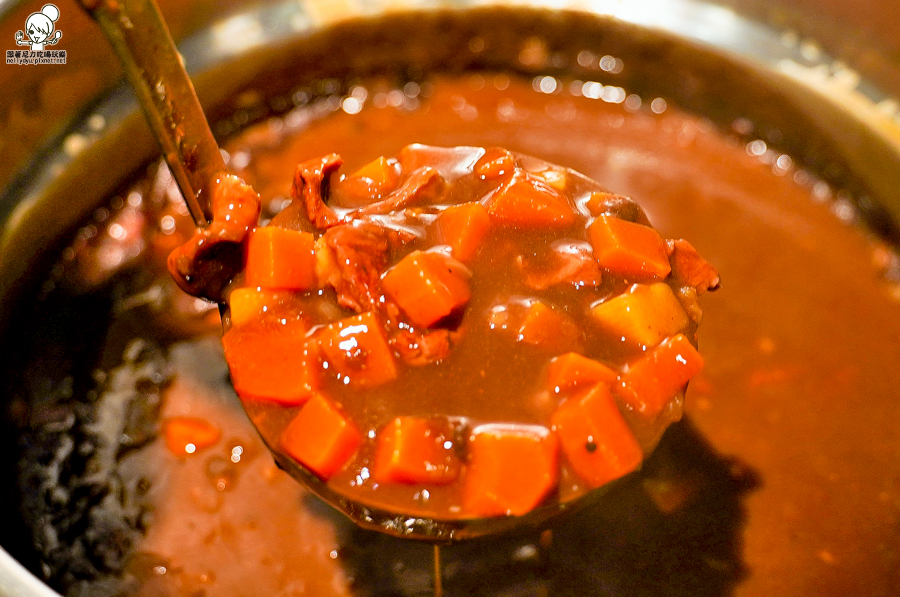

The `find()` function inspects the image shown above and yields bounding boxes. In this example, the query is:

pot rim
[0,548,59,597]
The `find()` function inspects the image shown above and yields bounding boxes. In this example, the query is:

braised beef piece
[667,239,721,294]
[167,174,261,302]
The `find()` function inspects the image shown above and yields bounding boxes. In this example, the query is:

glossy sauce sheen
[214,139,716,520]
[27,74,900,596]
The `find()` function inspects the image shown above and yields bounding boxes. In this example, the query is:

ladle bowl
[75,0,673,542]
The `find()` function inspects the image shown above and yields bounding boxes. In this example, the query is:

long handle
[78,0,224,227]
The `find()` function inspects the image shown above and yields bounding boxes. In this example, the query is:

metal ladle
[77,0,221,228]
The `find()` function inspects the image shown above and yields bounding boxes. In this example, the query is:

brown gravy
[213,140,713,525]
[17,73,900,596]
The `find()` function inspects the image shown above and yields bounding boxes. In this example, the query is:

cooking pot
[1,0,899,595]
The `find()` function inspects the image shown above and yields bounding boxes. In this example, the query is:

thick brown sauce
[32,74,900,595]
[224,142,707,521]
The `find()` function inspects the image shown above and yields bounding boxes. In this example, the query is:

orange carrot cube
[338,156,401,202]
[462,424,558,517]
[222,318,318,405]
[546,352,618,395]
[551,383,643,488]
[588,215,671,280]
[532,167,568,191]
[228,287,292,328]
[434,202,492,264]
[245,226,317,290]
[517,300,581,353]
[473,147,515,179]
[617,333,704,417]
[352,156,399,188]
[373,417,461,484]
[583,191,624,216]
[163,417,221,456]
[317,311,398,387]
[487,170,577,228]
[382,250,472,328]
[590,283,689,348]
[279,393,362,480]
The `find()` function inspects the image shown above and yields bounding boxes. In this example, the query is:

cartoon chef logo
[7,3,65,64]
[16,4,62,51]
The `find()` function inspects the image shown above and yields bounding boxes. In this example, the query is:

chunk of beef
[351,167,444,217]
[322,221,410,312]
[667,239,721,293]
[292,153,344,230]
[390,328,458,366]
[167,174,260,302]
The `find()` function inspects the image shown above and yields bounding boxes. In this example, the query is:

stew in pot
[6,73,900,597]
[168,143,717,520]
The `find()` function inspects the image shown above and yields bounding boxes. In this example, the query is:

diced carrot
[382,250,472,328]
[590,283,689,348]
[474,147,515,179]
[517,300,581,353]
[337,156,401,202]
[551,383,642,488]
[163,417,221,456]
[279,393,362,480]
[352,156,400,189]
[228,287,292,328]
[745,365,802,388]
[546,352,618,395]
[532,166,568,191]
[317,311,398,387]
[434,202,492,263]
[588,215,671,279]
[462,424,558,517]
[617,333,704,418]
[222,317,318,405]
[245,226,317,290]
[313,235,341,289]
[373,416,461,484]
[487,170,577,228]
[583,191,625,216]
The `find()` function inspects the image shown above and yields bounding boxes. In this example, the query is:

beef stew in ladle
[80,0,718,543]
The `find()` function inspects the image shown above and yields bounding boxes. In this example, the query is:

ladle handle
[78,0,224,227]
